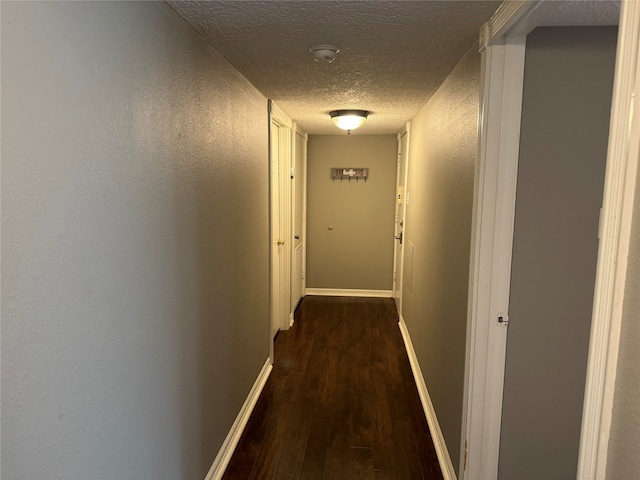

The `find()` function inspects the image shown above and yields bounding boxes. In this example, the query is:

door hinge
[497,312,509,326]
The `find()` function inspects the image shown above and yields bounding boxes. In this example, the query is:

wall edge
[205,358,273,480]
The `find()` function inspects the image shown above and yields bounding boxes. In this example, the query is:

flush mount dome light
[309,45,340,64]
[330,110,369,134]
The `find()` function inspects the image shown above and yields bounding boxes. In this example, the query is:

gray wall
[1,2,269,479]
[498,27,617,479]
[306,135,397,290]
[402,47,480,475]
[607,163,640,478]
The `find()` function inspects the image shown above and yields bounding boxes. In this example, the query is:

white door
[393,130,409,310]
[291,131,306,312]
[270,121,282,338]
[271,105,293,336]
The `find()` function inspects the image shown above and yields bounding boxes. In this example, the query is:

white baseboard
[304,288,392,298]
[204,358,273,480]
[398,316,457,480]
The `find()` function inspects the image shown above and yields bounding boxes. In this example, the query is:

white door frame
[392,124,411,314]
[301,131,308,298]
[269,101,293,348]
[269,105,281,351]
[290,123,308,320]
[462,1,640,479]
[578,2,639,477]
[392,133,403,304]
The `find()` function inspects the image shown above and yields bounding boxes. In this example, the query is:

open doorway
[464,2,638,479]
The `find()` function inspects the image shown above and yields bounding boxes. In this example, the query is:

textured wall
[401,48,480,475]
[1,2,269,479]
[306,135,397,290]
[607,162,640,478]
[498,27,617,480]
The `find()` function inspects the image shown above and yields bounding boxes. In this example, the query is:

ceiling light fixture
[330,110,369,134]
[309,45,340,64]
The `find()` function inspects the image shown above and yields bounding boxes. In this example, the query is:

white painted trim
[290,123,301,317]
[468,3,637,480]
[293,121,306,138]
[269,101,293,129]
[399,123,411,313]
[270,101,293,333]
[304,288,392,298]
[392,123,411,316]
[301,133,308,295]
[462,35,527,480]
[268,100,277,361]
[204,358,273,480]
[578,2,640,478]
[392,134,403,304]
[399,316,456,480]
[479,0,556,50]
[465,1,565,478]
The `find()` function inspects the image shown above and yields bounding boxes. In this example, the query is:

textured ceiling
[170,0,502,134]
[169,0,619,135]
[542,1,620,26]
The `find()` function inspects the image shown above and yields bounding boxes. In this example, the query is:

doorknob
[294,235,300,239]
[277,239,285,245]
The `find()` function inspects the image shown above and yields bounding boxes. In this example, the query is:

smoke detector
[309,45,340,64]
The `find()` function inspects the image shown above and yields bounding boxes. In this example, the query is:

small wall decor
[331,167,369,182]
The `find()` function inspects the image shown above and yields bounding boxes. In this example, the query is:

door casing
[290,126,307,318]
[269,101,293,348]
[462,1,640,479]
[392,126,410,314]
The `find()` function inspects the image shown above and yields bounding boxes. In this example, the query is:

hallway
[223,296,443,480]
[3,2,638,479]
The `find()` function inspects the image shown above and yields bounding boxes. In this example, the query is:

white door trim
[392,124,411,315]
[462,33,527,480]
[465,2,639,480]
[301,132,308,297]
[392,133,402,303]
[269,101,293,341]
[463,5,543,478]
[290,123,307,321]
[268,103,281,358]
[578,2,640,477]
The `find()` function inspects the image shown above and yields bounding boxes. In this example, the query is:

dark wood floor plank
[392,418,425,480]
[415,433,444,480]
[223,296,443,480]
[349,364,375,448]
[322,416,350,479]
[275,397,314,478]
[374,470,398,480]
[223,463,254,480]
[348,447,374,479]
[247,403,289,480]
[299,417,331,480]
[371,370,397,472]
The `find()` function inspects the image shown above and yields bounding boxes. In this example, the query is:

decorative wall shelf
[331,167,369,182]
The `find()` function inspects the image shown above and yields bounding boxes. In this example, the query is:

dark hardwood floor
[222,296,443,480]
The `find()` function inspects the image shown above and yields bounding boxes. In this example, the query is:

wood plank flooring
[223,296,443,480]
